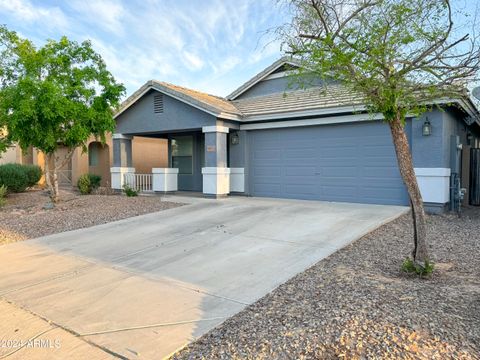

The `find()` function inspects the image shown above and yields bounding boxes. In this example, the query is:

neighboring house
[66,134,167,187]
[0,143,23,165]
[0,135,167,188]
[112,57,480,212]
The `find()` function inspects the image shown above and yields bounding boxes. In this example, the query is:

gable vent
[153,94,164,113]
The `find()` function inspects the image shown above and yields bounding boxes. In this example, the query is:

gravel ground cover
[0,189,182,245]
[173,207,480,359]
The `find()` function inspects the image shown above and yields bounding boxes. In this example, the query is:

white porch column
[110,167,135,190]
[230,167,245,192]
[152,168,179,192]
[415,168,451,204]
[202,126,230,197]
[202,167,231,195]
[111,134,134,190]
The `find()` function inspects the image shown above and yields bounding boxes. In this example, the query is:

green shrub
[123,183,138,197]
[0,163,29,193]
[402,258,434,276]
[23,164,42,187]
[77,173,102,195]
[0,185,7,206]
[77,174,91,195]
[89,174,102,190]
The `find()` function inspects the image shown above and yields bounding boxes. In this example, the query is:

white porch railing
[123,173,153,193]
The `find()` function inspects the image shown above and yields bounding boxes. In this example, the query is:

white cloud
[248,39,283,65]
[210,56,242,76]
[0,0,284,97]
[89,37,180,91]
[182,51,205,71]
[0,0,68,30]
[68,0,126,34]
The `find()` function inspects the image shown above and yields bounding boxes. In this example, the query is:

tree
[279,0,480,268]
[0,26,125,202]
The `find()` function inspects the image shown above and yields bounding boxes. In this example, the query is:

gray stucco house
[112,58,480,212]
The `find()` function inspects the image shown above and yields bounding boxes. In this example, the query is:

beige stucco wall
[132,136,168,174]
[70,134,168,187]
[0,145,22,165]
[0,135,168,188]
[71,135,113,187]
[0,145,47,185]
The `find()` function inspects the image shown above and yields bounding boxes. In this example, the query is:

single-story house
[112,57,480,212]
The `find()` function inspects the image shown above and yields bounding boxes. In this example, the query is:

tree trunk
[44,154,52,193]
[388,113,429,267]
[51,154,59,203]
[45,153,59,203]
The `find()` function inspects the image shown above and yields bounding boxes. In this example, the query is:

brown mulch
[172,207,480,359]
[0,189,183,245]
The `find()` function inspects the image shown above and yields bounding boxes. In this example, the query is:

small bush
[89,174,102,189]
[0,185,7,206]
[402,258,434,276]
[23,164,42,187]
[77,174,91,195]
[123,183,138,197]
[77,173,102,195]
[0,163,29,193]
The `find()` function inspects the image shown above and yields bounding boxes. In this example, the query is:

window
[171,136,193,174]
[88,143,100,166]
[154,94,164,113]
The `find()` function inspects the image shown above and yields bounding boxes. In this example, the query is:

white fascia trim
[202,126,230,133]
[241,105,368,122]
[217,112,242,121]
[264,71,294,80]
[114,85,241,121]
[148,83,243,120]
[430,98,480,125]
[238,98,479,125]
[240,113,384,130]
[114,87,151,119]
[227,59,300,100]
[112,133,133,140]
[414,168,451,177]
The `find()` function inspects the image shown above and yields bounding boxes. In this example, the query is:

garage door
[248,121,409,205]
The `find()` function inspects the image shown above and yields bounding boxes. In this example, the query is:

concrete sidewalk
[0,196,408,359]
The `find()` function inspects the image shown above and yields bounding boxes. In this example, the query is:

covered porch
[111,126,245,197]
[110,81,246,197]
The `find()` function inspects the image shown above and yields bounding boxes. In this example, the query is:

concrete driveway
[0,196,407,359]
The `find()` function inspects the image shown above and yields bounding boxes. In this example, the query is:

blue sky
[0,0,288,97]
[0,1,477,99]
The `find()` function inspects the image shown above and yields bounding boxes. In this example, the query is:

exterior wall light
[466,132,473,145]
[422,118,432,136]
[231,132,240,145]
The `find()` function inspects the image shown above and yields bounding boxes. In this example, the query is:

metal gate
[57,170,72,186]
[450,136,465,213]
[470,148,480,206]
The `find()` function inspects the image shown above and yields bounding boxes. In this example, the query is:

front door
[171,134,203,191]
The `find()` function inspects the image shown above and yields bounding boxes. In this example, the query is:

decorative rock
[43,202,55,210]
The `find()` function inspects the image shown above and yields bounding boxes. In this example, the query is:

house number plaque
[207,145,216,152]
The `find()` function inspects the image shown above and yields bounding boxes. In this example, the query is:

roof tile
[155,81,241,115]
[232,85,364,117]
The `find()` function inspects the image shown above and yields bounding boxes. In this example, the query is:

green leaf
[0,26,125,156]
